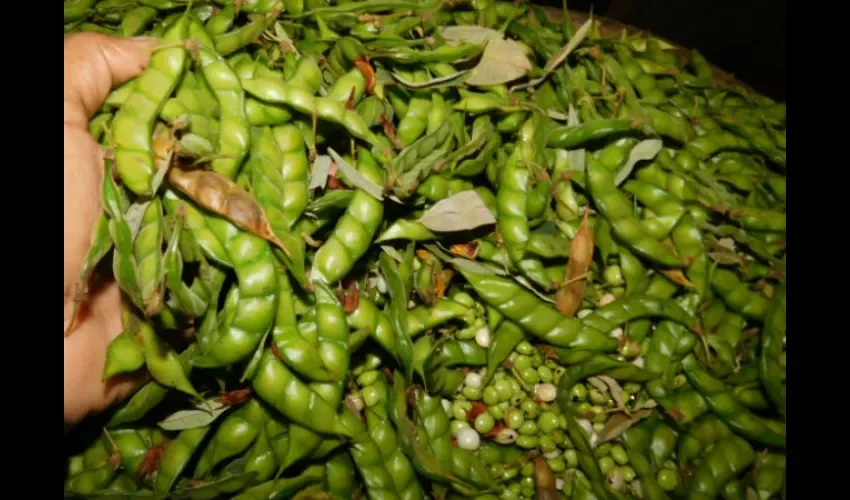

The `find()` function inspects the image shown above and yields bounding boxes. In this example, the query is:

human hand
[64,33,157,425]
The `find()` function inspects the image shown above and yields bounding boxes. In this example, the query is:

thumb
[64,33,158,128]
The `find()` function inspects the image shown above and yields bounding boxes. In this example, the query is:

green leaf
[466,39,532,87]
[327,148,384,201]
[419,190,496,233]
[157,399,229,431]
[614,139,664,186]
[308,154,332,190]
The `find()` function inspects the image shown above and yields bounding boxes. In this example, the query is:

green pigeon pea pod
[546,119,640,149]
[685,436,755,500]
[581,295,701,337]
[205,4,237,36]
[171,471,259,500]
[759,283,786,418]
[406,297,476,337]
[346,418,404,499]
[454,126,502,178]
[360,376,425,500]
[194,398,268,478]
[670,214,710,297]
[103,328,145,380]
[709,268,770,320]
[191,215,278,367]
[112,14,189,196]
[622,179,686,238]
[324,451,359,499]
[751,452,785,500]
[252,349,354,438]
[242,424,279,483]
[107,345,197,428]
[188,22,251,181]
[620,422,671,500]
[496,147,530,265]
[271,269,329,379]
[659,387,711,427]
[483,320,526,385]
[312,148,385,283]
[681,354,785,448]
[376,218,437,243]
[456,262,619,352]
[162,188,233,267]
[214,8,279,56]
[392,125,456,199]
[108,429,157,479]
[64,0,96,23]
[310,280,352,381]
[65,439,118,495]
[268,123,311,228]
[416,175,474,203]
[163,208,220,318]
[641,293,699,398]
[587,156,684,268]
[154,426,211,500]
[232,464,326,500]
[133,199,166,316]
[120,6,158,37]
[395,70,433,145]
[326,68,367,105]
[347,296,400,364]
[241,77,384,149]
[130,312,198,397]
[676,414,732,467]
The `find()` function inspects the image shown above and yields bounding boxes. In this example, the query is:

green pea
[610,445,629,465]
[520,367,539,385]
[599,456,616,475]
[564,449,579,467]
[503,467,520,482]
[575,401,593,416]
[593,422,606,433]
[520,485,535,498]
[493,370,508,381]
[520,476,535,490]
[657,469,679,491]
[508,378,522,394]
[515,341,534,355]
[520,462,534,477]
[482,386,500,406]
[452,400,471,421]
[452,291,476,307]
[509,393,524,407]
[604,265,625,285]
[537,411,561,434]
[508,481,522,495]
[450,419,470,436]
[588,388,608,405]
[537,366,554,383]
[488,402,508,420]
[513,354,534,372]
[620,465,637,482]
[538,435,557,452]
[521,399,540,419]
[611,286,626,298]
[462,385,482,400]
[495,380,514,402]
[548,458,567,473]
[516,435,539,449]
[475,413,495,434]
[571,383,588,401]
[595,442,613,457]
[673,373,687,389]
[518,420,538,436]
[530,352,544,368]
[505,408,525,429]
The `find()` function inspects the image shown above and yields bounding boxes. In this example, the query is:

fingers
[64,33,158,128]
[64,282,144,425]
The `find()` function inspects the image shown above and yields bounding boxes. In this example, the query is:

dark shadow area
[534,0,787,100]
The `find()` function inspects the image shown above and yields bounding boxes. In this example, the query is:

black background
[537,0,787,101]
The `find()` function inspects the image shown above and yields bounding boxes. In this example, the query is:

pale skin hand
[64,33,158,426]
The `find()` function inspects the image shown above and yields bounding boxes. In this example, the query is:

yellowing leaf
[438,25,503,45]
[158,399,229,431]
[596,408,654,444]
[614,139,664,186]
[466,39,532,87]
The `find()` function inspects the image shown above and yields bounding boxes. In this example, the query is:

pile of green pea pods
[64,1,787,499]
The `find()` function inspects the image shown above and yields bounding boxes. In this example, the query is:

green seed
[538,435,557,452]
[520,399,540,419]
[488,402,508,420]
[516,341,534,355]
[604,265,624,285]
[520,367,539,385]
[537,365,554,383]
[505,408,525,429]
[450,419,470,436]
[571,383,588,401]
[548,458,566,473]
[599,456,616,475]
[595,442,613,458]
[462,385,482,400]
[474,413,495,434]
[588,388,608,405]
[452,400,471,421]
[518,420,537,436]
[482,385,500,406]
[610,445,629,465]
[537,411,560,434]
[494,380,513,402]
[564,449,579,467]
[516,435,539,449]
[620,465,637,482]
[520,462,534,477]
[657,468,679,491]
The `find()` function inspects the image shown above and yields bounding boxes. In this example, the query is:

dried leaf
[419,190,496,232]
[392,70,469,90]
[158,399,229,431]
[662,269,695,289]
[587,377,609,393]
[716,237,736,251]
[534,457,560,500]
[466,39,532,87]
[327,148,384,200]
[438,25,503,45]
[596,375,626,409]
[545,17,593,73]
[596,408,654,444]
[309,154,332,190]
[614,139,664,186]
[555,212,594,316]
